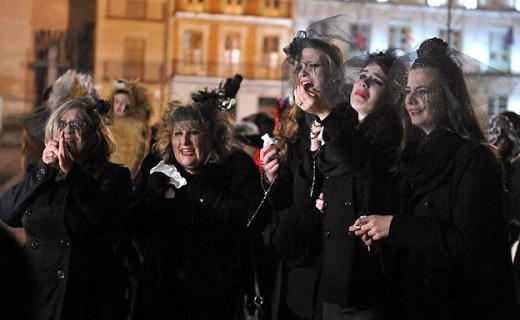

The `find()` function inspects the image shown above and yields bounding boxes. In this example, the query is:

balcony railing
[106,0,166,21]
[102,61,164,82]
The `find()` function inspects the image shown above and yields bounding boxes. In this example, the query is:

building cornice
[174,11,293,26]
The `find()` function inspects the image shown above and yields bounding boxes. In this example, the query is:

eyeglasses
[58,120,87,130]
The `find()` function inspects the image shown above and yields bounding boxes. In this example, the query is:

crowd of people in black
[1,14,520,320]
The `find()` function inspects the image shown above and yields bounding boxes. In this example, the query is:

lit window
[489,28,511,73]
[439,29,462,52]
[389,26,413,53]
[516,0,520,11]
[183,31,204,75]
[488,96,508,117]
[224,33,242,72]
[262,36,280,70]
[350,24,370,52]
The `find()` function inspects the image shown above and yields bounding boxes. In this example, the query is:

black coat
[0,159,132,320]
[127,149,270,320]
[267,117,322,320]
[293,105,401,311]
[388,129,520,320]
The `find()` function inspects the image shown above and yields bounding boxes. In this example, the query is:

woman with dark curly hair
[351,38,520,319]
[0,97,133,320]
[126,78,270,320]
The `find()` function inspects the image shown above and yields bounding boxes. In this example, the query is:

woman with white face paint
[350,38,520,319]
[292,48,403,320]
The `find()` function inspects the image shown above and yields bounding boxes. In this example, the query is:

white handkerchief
[150,160,187,189]
[261,133,276,147]
[317,129,325,145]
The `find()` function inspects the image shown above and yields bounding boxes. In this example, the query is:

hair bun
[417,37,448,59]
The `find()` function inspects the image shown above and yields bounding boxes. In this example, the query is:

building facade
[95,0,294,123]
[296,0,520,116]
[2,0,519,124]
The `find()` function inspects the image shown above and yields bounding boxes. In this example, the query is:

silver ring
[367,230,372,237]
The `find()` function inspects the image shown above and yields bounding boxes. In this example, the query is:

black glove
[147,172,170,196]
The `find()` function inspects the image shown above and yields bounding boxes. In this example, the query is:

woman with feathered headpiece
[1,97,133,320]
[21,69,98,171]
[125,74,270,320]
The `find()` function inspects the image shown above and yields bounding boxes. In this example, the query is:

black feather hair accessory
[95,99,111,115]
[191,74,243,111]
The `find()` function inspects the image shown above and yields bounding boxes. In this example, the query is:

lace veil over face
[391,37,516,143]
[393,38,516,112]
[280,15,355,110]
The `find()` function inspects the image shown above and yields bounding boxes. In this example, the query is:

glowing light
[427,0,445,7]
[463,0,477,10]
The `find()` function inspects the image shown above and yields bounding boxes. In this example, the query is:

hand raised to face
[260,144,280,184]
[294,83,333,121]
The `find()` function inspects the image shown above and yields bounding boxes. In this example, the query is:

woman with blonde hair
[126,77,270,320]
[1,97,132,320]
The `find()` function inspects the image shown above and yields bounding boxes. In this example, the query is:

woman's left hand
[348,215,394,247]
[315,192,327,214]
[294,84,332,120]
[57,130,74,173]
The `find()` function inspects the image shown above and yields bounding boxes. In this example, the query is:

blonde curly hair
[154,99,232,166]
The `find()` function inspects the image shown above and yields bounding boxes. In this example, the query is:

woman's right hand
[147,172,171,197]
[42,140,59,165]
[315,193,327,214]
[260,144,280,184]
[294,84,332,121]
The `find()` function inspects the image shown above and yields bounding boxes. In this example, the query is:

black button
[57,270,65,279]
[30,240,39,249]
[60,240,71,247]
[25,209,32,216]
[344,201,353,208]
[325,230,331,237]
[36,168,47,180]
[325,176,330,180]
[423,202,431,208]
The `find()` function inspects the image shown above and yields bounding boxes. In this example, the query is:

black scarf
[400,129,463,192]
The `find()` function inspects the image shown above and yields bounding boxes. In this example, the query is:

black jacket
[293,105,401,311]
[0,159,132,320]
